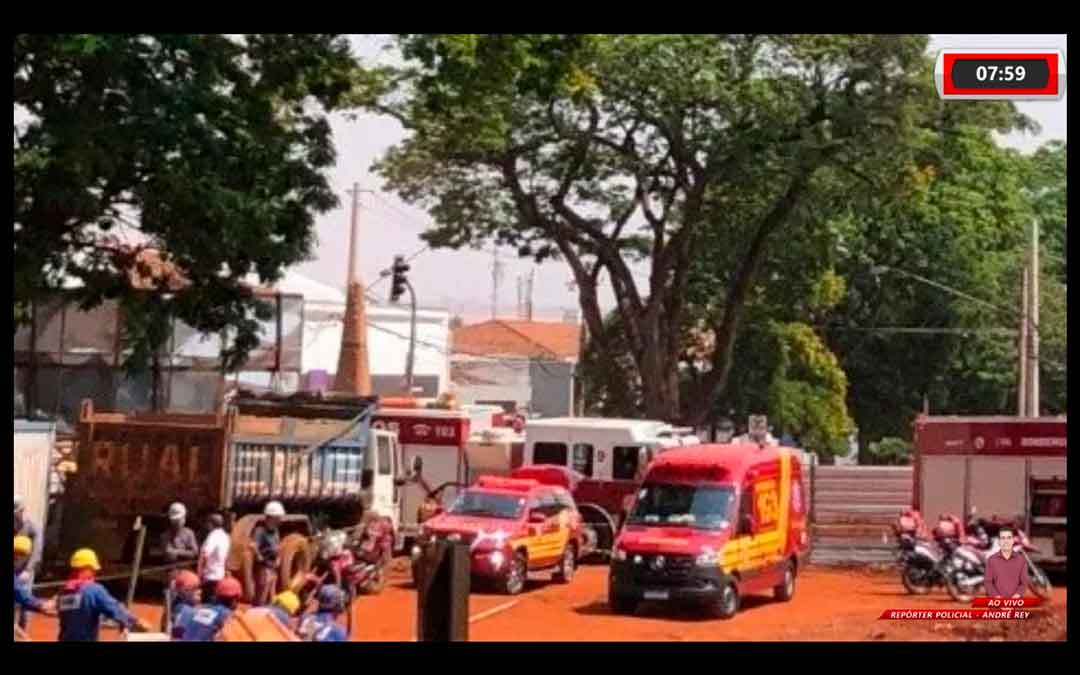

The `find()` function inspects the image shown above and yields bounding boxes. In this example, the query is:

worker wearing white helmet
[251,501,286,606]
[160,501,199,618]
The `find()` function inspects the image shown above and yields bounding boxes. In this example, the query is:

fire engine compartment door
[920,456,965,522]
[967,457,1026,523]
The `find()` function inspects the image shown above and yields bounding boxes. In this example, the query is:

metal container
[14,419,55,536]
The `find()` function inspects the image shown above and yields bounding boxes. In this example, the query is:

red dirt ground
[24,563,1066,642]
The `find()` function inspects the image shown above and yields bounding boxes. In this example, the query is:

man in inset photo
[985,527,1028,598]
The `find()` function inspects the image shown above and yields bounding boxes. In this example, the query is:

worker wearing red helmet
[173,576,242,641]
[164,570,202,636]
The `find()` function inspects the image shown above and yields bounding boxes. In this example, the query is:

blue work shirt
[173,603,232,642]
[57,580,138,642]
[14,573,44,612]
[297,611,347,642]
[169,594,198,633]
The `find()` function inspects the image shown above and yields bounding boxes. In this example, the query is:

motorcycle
[946,514,1054,604]
[894,510,950,595]
[293,517,394,637]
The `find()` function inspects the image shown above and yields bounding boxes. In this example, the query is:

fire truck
[912,415,1066,569]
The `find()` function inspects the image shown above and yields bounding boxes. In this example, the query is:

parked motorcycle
[293,517,394,637]
[894,510,949,595]
[954,514,1054,604]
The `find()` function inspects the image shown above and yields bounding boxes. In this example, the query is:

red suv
[412,467,587,594]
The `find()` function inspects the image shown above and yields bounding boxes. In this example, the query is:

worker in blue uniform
[57,548,150,641]
[173,576,242,641]
[297,585,348,642]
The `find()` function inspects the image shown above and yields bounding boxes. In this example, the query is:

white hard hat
[168,502,187,522]
[264,501,285,517]
[14,495,25,513]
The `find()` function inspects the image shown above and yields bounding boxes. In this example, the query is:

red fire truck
[912,415,1066,569]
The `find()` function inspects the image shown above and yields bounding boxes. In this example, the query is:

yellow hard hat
[273,590,301,616]
[70,548,102,571]
[14,535,32,556]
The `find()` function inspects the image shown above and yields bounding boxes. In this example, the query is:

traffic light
[390,255,410,303]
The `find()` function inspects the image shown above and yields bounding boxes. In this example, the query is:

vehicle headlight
[410,545,422,561]
[695,548,719,567]
[613,547,628,562]
[489,551,505,569]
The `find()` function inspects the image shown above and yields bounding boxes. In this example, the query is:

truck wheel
[503,551,527,595]
[278,534,312,593]
[712,581,739,620]
[553,544,576,584]
[773,560,796,602]
[607,585,638,615]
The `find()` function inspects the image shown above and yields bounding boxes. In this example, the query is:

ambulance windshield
[448,490,526,520]
[626,483,736,531]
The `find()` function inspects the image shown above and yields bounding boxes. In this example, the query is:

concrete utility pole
[334,183,373,395]
[491,249,503,320]
[1018,265,1029,417]
[1027,219,1040,417]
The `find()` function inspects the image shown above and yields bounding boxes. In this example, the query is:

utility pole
[491,249,503,320]
[1027,219,1040,417]
[334,183,372,395]
[1018,265,1029,417]
[526,269,535,321]
[346,183,360,285]
[516,275,524,319]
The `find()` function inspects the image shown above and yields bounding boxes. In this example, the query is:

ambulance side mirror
[411,456,424,477]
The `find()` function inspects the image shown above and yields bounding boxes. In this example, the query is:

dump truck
[60,391,417,600]
[912,415,1067,569]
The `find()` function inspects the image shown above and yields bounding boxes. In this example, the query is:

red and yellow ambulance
[608,443,809,618]
[413,466,587,595]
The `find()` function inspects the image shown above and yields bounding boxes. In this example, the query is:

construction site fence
[14,293,303,425]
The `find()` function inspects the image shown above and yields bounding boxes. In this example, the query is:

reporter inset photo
[985,527,1028,598]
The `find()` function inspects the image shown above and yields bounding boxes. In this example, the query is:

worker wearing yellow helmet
[269,590,302,630]
[14,535,53,622]
[57,547,152,641]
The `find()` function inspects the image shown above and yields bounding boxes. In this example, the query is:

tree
[371,34,1034,424]
[829,131,1064,445]
[14,34,356,370]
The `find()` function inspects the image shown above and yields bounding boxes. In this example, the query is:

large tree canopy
[14,34,356,369]
[371,34,1031,423]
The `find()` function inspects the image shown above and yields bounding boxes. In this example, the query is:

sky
[297,34,1067,322]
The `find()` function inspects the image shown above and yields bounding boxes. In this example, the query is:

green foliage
[14,34,356,371]
[866,437,912,466]
[373,34,1025,423]
[767,322,854,460]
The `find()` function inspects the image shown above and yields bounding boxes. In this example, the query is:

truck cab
[608,443,809,619]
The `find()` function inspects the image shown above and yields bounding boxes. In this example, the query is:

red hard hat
[216,576,242,600]
[174,570,200,592]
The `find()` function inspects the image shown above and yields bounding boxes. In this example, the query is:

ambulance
[608,443,809,619]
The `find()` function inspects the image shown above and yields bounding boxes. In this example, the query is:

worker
[251,501,284,606]
[268,590,301,630]
[14,494,43,631]
[173,576,242,642]
[57,548,150,641]
[14,535,53,620]
[297,585,348,642]
[198,512,230,604]
[162,502,199,565]
[163,569,202,634]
